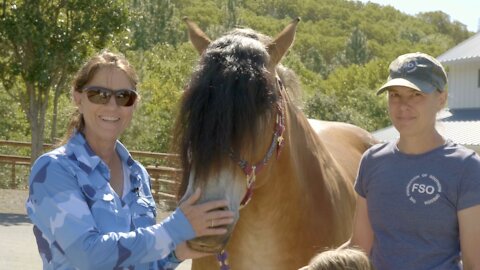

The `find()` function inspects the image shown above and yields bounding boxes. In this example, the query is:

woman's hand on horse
[179,187,235,237]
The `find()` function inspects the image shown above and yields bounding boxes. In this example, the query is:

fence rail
[0,140,181,211]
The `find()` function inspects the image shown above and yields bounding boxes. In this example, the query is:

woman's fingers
[182,187,201,206]
[196,213,235,235]
[207,217,235,229]
[198,199,230,212]
[178,188,235,237]
[204,210,235,221]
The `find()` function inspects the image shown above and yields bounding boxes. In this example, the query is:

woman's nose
[398,97,412,110]
[106,93,118,107]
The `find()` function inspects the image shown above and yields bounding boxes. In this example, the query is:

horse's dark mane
[175,28,300,197]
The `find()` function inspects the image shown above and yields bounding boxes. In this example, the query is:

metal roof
[437,32,480,64]
[441,108,480,121]
[372,109,480,146]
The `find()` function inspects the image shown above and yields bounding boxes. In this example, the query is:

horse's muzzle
[186,223,235,253]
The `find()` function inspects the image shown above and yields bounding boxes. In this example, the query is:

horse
[173,17,376,270]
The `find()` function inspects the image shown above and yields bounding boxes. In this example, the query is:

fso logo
[406,173,442,205]
[403,59,419,73]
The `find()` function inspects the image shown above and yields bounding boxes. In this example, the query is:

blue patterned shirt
[26,132,195,269]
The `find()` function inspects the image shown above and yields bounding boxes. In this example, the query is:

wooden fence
[0,140,182,211]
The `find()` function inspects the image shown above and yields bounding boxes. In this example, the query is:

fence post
[11,161,17,188]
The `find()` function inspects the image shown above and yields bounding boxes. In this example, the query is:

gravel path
[0,189,191,269]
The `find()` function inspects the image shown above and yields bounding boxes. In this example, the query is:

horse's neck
[283,104,346,184]
[236,105,351,235]
[219,105,353,269]
[282,104,356,211]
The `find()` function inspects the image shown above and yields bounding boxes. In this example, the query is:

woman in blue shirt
[26,50,234,270]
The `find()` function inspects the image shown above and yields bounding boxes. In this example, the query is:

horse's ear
[183,17,211,54]
[267,17,300,69]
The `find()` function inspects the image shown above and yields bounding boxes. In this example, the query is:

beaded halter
[219,78,286,269]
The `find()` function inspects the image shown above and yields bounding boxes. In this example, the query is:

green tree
[121,43,198,152]
[129,0,181,50]
[0,0,128,160]
[305,91,351,123]
[302,47,328,78]
[306,59,390,131]
[226,0,240,29]
[417,11,470,44]
[345,27,370,65]
[0,0,473,157]
[0,84,29,140]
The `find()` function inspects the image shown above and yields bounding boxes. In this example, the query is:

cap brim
[376,78,436,95]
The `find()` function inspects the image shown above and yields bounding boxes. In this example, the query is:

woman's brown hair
[304,247,375,270]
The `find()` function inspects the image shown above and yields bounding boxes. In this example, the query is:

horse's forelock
[226,28,301,104]
[226,28,272,44]
[176,31,280,193]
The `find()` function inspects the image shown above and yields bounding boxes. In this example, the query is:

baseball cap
[377,52,447,95]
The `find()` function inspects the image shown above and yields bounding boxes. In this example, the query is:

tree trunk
[50,90,59,143]
[50,72,68,143]
[30,118,45,163]
[27,82,49,162]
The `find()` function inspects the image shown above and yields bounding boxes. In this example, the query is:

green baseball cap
[377,52,448,95]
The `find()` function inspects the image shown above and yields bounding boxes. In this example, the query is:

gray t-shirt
[355,140,480,270]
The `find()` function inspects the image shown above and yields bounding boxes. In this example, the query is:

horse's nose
[187,233,232,253]
[186,204,237,253]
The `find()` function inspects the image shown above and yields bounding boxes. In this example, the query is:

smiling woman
[73,67,137,150]
[25,50,234,270]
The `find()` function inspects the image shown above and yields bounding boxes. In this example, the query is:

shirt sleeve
[354,150,371,198]
[26,155,191,269]
[157,251,183,269]
[457,153,480,211]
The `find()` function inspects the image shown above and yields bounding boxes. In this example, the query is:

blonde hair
[60,49,138,144]
[305,247,374,270]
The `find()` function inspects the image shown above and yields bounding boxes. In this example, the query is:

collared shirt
[26,132,195,270]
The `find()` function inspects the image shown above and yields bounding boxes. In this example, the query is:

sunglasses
[81,86,138,107]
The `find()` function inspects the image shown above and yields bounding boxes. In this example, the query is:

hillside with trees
[0,0,472,159]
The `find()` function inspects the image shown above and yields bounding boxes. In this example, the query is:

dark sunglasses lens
[86,88,110,104]
[115,90,137,106]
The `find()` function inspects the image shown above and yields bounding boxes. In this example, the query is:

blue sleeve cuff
[157,252,182,270]
[168,251,183,263]
[162,208,195,245]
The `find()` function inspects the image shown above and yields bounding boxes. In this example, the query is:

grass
[0,164,30,190]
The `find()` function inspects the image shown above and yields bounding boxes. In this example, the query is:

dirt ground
[0,189,192,269]
[0,188,29,214]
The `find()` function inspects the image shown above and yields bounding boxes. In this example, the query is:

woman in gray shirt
[344,52,480,270]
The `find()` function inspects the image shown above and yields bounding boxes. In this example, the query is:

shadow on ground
[0,213,31,226]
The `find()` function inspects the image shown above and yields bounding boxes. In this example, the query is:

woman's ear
[438,91,447,109]
[133,95,141,109]
[73,91,83,113]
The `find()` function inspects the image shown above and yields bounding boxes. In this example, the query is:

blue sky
[355,0,479,32]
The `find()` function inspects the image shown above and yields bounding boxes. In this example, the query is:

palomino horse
[174,17,376,270]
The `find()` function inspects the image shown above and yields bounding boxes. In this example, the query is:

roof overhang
[373,109,480,148]
[440,56,480,65]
